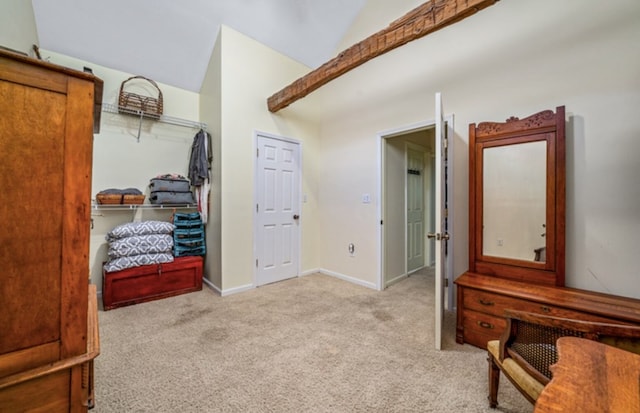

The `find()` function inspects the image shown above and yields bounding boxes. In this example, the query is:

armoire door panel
[0,80,65,355]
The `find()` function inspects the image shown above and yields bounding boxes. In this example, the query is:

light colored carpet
[94,269,532,412]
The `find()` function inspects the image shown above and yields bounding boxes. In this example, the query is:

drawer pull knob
[540,306,551,313]
[477,321,494,329]
[479,299,494,306]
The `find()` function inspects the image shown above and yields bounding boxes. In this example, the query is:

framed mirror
[468,106,565,286]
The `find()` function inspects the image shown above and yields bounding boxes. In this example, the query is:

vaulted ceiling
[31,0,367,92]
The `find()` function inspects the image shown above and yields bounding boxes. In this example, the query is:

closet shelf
[101,103,207,138]
[92,202,197,211]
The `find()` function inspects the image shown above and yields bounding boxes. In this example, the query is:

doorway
[381,127,435,287]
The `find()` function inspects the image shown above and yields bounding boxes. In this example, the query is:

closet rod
[102,103,207,139]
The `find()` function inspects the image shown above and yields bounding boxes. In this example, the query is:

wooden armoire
[0,50,102,411]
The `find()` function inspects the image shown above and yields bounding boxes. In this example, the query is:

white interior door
[431,92,449,350]
[407,146,426,273]
[256,134,300,286]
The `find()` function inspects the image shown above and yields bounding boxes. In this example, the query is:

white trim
[379,119,436,139]
[253,130,303,287]
[202,277,221,294]
[213,279,256,297]
[404,144,408,277]
[444,114,455,311]
[376,134,383,291]
[385,273,408,288]
[319,268,377,290]
[300,268,320,277]
[221,284,255,297]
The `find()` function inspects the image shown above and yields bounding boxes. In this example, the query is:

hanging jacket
[188,129,211,187]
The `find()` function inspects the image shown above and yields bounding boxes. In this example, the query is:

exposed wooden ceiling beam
[267,0,499,113]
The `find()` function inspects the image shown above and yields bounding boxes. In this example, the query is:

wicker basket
[96,194,146,205]
[118,76,163,119]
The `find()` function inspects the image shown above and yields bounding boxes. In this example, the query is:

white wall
[0,0,38,56]
[40,50,201,290]
[304,0,640,299]
[213,26,322,293]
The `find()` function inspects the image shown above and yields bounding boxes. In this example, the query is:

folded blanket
[103,253,174,273]
[106,220,175,242]
[108,234,174,259]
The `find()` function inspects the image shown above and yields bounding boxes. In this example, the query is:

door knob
[293,214,300,220]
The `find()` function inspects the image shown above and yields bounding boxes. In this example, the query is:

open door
[429,92,449,350]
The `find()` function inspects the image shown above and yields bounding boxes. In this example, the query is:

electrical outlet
[348,243,355,256]
[497,239,503,246]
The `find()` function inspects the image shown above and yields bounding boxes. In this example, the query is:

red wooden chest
[102,256,203,310]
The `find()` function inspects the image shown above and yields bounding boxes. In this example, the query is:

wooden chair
[487,309,640,408]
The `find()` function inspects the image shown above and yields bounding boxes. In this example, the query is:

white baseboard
[204,269,378,296]
[202,277,221,294]
[385,273,408,288]
[202,277,255,296]
[319,268,377,290]
[300,268,320,277]
[222,283,255,296]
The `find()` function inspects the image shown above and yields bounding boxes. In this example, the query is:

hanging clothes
[188,129,212,223]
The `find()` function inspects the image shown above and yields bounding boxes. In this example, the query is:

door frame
[253,130,303,287]
[377,116,454,309]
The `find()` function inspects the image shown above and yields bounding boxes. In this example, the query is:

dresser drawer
[463,288,619,323]
[462,310,507,348]
[464,289,547,317]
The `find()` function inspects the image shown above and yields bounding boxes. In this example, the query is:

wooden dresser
[0,50,102,411]
[456,272,640,348]
[455,106,640,349]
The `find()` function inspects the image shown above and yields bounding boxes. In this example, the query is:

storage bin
[102,256,203,310]
[175,245,206,257]
[173,212,203,229]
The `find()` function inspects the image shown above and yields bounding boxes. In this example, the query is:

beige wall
[305,0,640,299]
[0,0,38,56]
[200,31,223,289]
[213,26,322,293]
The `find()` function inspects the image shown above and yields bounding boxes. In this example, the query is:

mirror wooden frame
[468,106,565,286]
